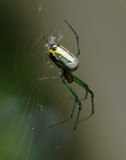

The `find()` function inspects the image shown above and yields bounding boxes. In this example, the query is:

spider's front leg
[55,76,82,150]
[62,76,82,129]
[72,74,94,120]
[49,100,77,128]
[49,76,81,129]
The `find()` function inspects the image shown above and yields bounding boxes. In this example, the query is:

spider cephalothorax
[62,70,73,83]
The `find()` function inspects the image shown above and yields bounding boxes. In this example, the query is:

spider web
[0,0,83,160]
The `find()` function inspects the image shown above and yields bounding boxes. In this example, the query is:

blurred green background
[0,0,126,160]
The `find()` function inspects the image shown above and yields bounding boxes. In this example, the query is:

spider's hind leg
[39,76,60,80]
[64,20,80,58]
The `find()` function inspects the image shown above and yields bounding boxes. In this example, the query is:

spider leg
[55,76,82,150]
[64,20,80,58]
[49,75,79,128]
[39,76,60,80]
[62,76,82,131]
[49,100,77,128]
[72,74,94,120]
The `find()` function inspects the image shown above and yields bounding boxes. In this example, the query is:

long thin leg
[55,76,82,150]
[62,76,82,130]
[49,75,80,128]
[64,20,80,58]
[39,76,60,80]
[72,74,94,120]
[49,100,77,128]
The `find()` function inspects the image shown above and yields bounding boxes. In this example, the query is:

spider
[40,20,94,149]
